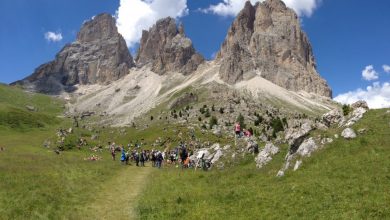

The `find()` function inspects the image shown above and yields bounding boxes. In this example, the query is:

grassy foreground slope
[137,109,390,219]
[0,85,143,219]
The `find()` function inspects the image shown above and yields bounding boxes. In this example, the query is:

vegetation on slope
[0,84,63,131]
[137,109,390,219]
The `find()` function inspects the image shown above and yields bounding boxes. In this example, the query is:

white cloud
[44,31,63,42]
[201,0,321,17]
[334,82,390,109]
[116,0,188,48]
[383,64,390,73]
[362,65,379,81]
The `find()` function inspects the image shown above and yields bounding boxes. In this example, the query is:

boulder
[285,122,313,155]
[276,170,285,177]
[322,109,344,127]
[255,143,279,168]
[344,107,367,127]
[293,160,302,171]
[212,126,222,137]
[223,145,231,150]
[296,137,319,157]
[351,100,369,110]
[341,128,357,139]
[320,138,333,145]
[195,149,211,160]
[246,140,259,153]
[211,149,223,164]
[25,105,36,111]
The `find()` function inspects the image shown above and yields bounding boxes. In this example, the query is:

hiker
[120,146,126,164]
[140,150,146,167]
[134,151,140,166]
[180,146,188,167]
[125,150,130,165]
[183,156,190,168]
[234,122,241,138]
[156,151,163,168]
[151,150,156,167]
[244,129,252,137]
[110,142,116,161]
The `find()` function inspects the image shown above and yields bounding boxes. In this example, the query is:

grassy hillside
[0,85,125,219]
[0,84,63,131]
[1,84,389,219]
[137,109,390,219]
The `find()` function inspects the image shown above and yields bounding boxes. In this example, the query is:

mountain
[216,0,332,98]
[135,17,204,75]
[12,1,338,127]
[12,13,134,94]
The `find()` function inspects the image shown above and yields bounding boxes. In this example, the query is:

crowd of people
[105,122,250,170]
[108,141,198,169]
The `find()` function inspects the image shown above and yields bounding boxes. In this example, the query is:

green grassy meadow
[1,84,390,219]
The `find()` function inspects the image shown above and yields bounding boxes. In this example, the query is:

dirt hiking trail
[80,165,153,219]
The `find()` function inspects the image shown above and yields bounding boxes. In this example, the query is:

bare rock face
[255,142,279,168]
[13,13,134,94]
[217,0,332,97]
[136,17,204,75]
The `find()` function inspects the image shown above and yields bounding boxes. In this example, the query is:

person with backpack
[134,151,140,167]
[151,150,156,167]
[234,122,241,138]
[156,151,163,168]
[120,146,126,165]
[140,150,146,167]
[180,146,188,168]
[109,142,116,161]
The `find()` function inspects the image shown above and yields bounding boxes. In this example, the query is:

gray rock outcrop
[255,142,279,168]
[344,107,367,127]
[216,0,332,97]
[322,109,344,127]
[13,14,134,94]
[351,100,369,110]
[136,17,204,75]
[341,128,357,139]
[296,137,319,157]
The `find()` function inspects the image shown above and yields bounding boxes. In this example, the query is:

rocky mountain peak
[77,13,118,43]
[217,0,332,97]
[135,17,204,75]
[12,13,134,94]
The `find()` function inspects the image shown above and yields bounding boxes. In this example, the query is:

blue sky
[0,0,389,108]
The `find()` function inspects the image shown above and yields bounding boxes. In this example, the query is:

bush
[219,107,224,114]
[150,116,154,121]
[271,117,284,138]
[236,113,246,129]
[198,116,202,121]
[254,115,263,126]
[211,104,215,111]
[209,116,218,129]
[342,104,351,116]
[204,109,211,118]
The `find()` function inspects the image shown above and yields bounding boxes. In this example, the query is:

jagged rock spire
[217,0,332,97]
[13,13,134,94]
[136,17,204,75]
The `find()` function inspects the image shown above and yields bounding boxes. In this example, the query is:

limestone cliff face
[217,0,332,97]
[135,17,204,75]
[13,13,134,94]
